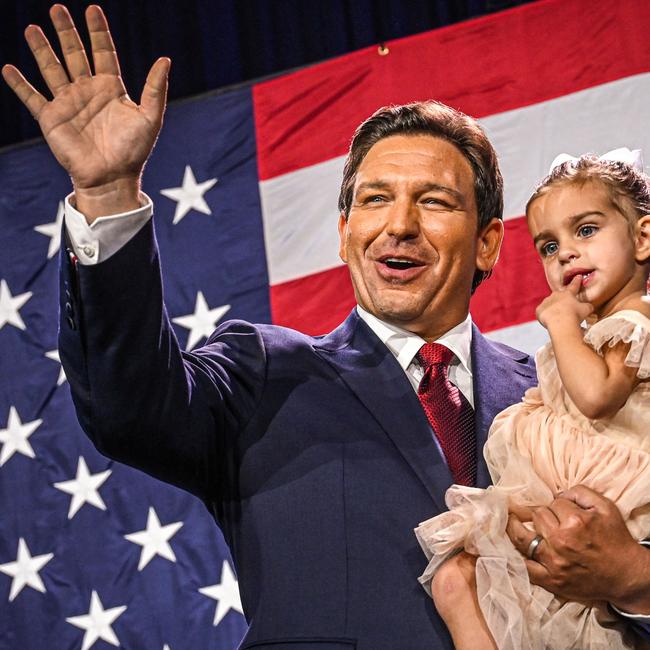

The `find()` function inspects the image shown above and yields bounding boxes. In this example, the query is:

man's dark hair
[338,101,504,291]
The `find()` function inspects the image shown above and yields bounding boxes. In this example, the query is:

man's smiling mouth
[384,258,419,270]
[374,255,428,283]
[378,255,426,270]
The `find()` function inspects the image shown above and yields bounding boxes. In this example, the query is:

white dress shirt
[356,304,474,407]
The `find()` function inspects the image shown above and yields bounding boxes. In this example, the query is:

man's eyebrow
[354,180,392,193]
[532,211,605,245]
[354,180,463,200]
[419,182,463,200]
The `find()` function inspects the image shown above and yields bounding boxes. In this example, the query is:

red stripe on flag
[470,215,548,333]
[270,216,548,335]
[253,0,650,180]
[270,265,357,335]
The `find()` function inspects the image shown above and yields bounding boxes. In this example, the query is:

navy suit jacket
[59,220,537,650]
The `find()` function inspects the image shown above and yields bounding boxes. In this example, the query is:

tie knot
[417,342,454,369]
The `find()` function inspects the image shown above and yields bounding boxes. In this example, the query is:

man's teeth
[384,258,416,269]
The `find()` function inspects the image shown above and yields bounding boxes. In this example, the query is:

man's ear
[635,215,650,262]
[338,212,348,264]
[476,217,505,273]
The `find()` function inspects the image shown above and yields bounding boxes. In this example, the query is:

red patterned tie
[416,342,476,486]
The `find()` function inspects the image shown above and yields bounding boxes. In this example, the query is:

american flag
[1,0,649,647]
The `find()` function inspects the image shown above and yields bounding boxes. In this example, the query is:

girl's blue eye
[541,242,558,256]
[578,224,597,237]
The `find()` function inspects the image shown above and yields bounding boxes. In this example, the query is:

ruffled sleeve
[583,310,650,379]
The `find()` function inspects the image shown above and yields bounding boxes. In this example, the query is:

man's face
[338,134,501,340]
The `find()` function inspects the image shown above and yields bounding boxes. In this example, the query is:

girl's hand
[536,275,594,330]
[1,5,170,220]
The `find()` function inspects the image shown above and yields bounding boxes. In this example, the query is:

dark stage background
[1,0,538,149]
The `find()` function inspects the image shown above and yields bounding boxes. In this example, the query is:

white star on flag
[172,291,230,350]
[45,349,67,386]
[199,560,244,626]
[0,406,41,467]
[0,538,53,602]
[160,165,218,224]
[54,456,112,519]
[66,590,126,650]
[124,507,183,571]
[0,279,32,331]
[34,201,64,259]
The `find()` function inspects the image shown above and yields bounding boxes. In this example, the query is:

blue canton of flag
[0,85,264,649]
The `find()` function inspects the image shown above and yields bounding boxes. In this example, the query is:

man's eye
[541,242,558,256]
[578,224,597,237]
[364,195,385,203]
[423,197,448,207]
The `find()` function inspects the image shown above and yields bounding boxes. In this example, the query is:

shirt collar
[356,305,473,375]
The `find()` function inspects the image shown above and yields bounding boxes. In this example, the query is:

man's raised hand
[1,4,170,220]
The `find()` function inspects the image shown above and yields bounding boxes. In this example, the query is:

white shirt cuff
[610,541,650,622]
[64,192,153,265]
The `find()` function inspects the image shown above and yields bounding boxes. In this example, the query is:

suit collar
[355,305,474,383]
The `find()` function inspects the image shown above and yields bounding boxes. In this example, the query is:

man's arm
[507,486,650,616]
[4,5,266,502]
[59,215,267,502]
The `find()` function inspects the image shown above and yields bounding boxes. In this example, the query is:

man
[4,5,649,648]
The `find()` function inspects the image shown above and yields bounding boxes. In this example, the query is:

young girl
[415,149,650,650]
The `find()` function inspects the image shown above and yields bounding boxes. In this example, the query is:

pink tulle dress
[415,310,650,650]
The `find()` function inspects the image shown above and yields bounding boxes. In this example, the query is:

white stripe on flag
[260,72,650,286]
[485,319,548,353]
[489,72,650,220]
[259,156,345,285]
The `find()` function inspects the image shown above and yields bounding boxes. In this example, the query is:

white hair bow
[548,147,644,174]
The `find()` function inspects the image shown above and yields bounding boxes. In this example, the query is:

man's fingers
[24,24,70,96]
[50,4,91,81]
[506,513,537,554]
[508,501,534,522]
[86,5,120,77]
[530,506,560,541]
[1,64,47,119]
[140,57,170,127]
[523,558,550,587]
[559,485,609,512]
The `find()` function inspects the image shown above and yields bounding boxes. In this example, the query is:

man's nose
[385,199,419,239]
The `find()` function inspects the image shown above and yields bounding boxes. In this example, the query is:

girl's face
[527,180,646,318]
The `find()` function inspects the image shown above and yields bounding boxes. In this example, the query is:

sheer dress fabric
[415,310,650,650]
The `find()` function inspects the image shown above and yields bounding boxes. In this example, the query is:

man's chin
[367,299,425,326]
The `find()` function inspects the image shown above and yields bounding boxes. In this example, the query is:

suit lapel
[471,325,537,487]
[314,311,452,512]
[314,313,537,506]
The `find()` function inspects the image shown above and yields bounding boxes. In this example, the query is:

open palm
[2,4,169,192]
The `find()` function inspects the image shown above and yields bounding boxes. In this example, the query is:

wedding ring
[526,534,544,560]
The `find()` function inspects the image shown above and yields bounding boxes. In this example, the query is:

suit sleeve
[58,218,266,503]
